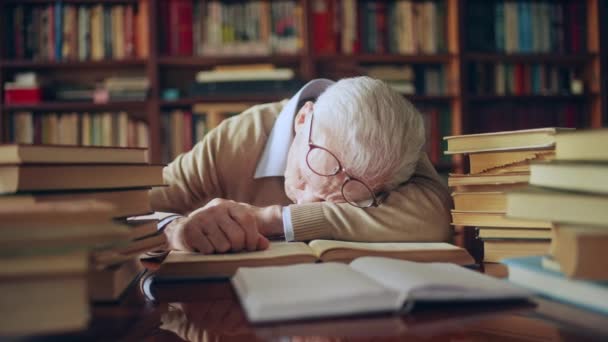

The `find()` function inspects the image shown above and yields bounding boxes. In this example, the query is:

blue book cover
[503,256,608,316]
[494,2,505,52]
[54,1,63,60]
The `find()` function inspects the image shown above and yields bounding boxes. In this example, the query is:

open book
[232,257,531,323]
[155,241,474,279]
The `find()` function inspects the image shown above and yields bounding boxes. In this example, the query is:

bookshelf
[0,0,606,170]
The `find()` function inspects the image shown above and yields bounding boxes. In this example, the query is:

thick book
[88,258,145,302]
[529,161,608,195]
[0,252,89,336]
[483,240,550,263]
[0,144,148,164]
[0,188,152,218]
[451,211,551,229]
[478,227,552,240]
[550,225,608,280]
[443,128,566,155]
[232,257,531,323]
[555,129,608,161]
[506,186,608,226]
[448,173,529,187]
[452,192,507,212]
[0,164,164,194]
[154,241,474,279]
[504,256,608,315]
[469,149,554,174]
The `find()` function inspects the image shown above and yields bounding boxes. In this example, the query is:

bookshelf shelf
[0,0,605,167]
[313,54,453,64]
[160,94,292,108]
[158,55,301,67]
[467,95,589,102]
[1,0,138,4]
[3,101,147,112]
[0,59,146,69]
[464,53,595,63]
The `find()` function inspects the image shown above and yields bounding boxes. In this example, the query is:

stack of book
[0,144,165,336]
[444,128,564,273]
[503,130,608,315]
[10,111,149,149]
[190,64,302,97]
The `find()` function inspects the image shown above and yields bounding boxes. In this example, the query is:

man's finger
[202,222,231,253]
[228,205,258,251]
[185,226,214,254]
[256,234,270,250]
[217,216,246,252]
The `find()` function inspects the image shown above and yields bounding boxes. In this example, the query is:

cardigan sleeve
[287,154,453,242]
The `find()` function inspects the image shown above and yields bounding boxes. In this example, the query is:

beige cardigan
[150,101,453,242]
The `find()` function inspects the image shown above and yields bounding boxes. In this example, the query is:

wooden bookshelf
[0,0,606,170]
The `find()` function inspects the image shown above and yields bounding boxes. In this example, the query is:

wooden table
[37,270,608,342]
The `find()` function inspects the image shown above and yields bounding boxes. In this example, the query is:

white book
[232,257,531,323]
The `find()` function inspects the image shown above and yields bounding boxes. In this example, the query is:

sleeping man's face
[284,102,346,205]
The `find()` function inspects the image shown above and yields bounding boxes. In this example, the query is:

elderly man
[151,77,452,254]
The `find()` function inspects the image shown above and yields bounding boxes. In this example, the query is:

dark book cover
[103,5,113,59]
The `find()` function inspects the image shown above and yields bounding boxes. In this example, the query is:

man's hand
[164,199,270,254]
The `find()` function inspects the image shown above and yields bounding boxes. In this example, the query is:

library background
[2,0,608,339]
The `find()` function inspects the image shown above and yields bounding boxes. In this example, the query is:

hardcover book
[154,241,474,280]
[232,257,530,323]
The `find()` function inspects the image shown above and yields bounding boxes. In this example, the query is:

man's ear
[294,101,313,133]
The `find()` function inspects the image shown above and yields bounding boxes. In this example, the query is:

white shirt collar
[254,79,335,179]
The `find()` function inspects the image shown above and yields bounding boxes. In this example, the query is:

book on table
[528,161,608,195]
[447,172,530,187]
[477,227,552,240]
[452,192,507,212]
[554,129,608,161]
[232,257,531,323]
[468,149,554,174]
[482,240,551,263]
[548,224,608,280]
[450,211,551,228]
[506,186,608,227]
[154,240,474,280]
[503,256,608,316]
[443,127,567,155]
[88,258,145,302]
[0,164,164,194]
[0,188,153,218]
[0,144,148,164]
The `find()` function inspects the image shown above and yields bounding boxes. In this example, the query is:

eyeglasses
[305,110,381,208]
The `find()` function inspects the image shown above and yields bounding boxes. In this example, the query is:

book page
[164,241,314,264]
[350,257,531,305]
[232,263,401,323]
[309,240,460,256]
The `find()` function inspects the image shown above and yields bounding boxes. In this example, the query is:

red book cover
[4,88,42,104]
[176,0,193,55]
[124,5,135,57]
[375,2,387,54]
[514,64,525,96]
[569,2,581,53]
[353,1,361,53]
[523,64,532,95]
[312,0,334,54]
[183,111,193,152]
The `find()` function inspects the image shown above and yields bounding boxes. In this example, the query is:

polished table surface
[28,265,608,342]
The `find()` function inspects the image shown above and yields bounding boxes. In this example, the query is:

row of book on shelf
[468,63,585,96]
[0,144,165,336]
[467,0,587,53]
[2,1,149,61]
[445,127,608,315]
[162,0,302,56]
[4,72,150,105]
[159,0,447,57]
[9,111,149,149]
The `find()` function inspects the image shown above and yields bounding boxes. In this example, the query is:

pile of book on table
[502,130,608,315]
[0,144,165,336]
[444,128,564,276]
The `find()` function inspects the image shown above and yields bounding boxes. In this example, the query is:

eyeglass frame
[304,110,382,208]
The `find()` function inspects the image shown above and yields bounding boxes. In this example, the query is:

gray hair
[313,76,425,191]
